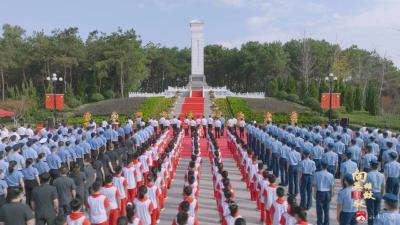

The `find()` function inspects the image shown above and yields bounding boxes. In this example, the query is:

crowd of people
[244,121,400,225]
[0,115,399,225]
[0,117,184,225]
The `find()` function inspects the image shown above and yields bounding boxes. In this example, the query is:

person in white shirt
[190,119,196,137]
[25,125,34,137]
[207,116,214,130]
[239,118,245,139]
[214,119,222,139]
[201,116,208,138]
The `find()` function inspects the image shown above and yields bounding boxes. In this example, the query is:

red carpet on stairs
[217,133,232,157]
[179,92,204,120]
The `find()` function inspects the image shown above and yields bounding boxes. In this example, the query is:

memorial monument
[187,19,208,88]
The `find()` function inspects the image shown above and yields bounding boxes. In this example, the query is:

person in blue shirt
[220,115,225,136]
[348,139,361,166]
[384,151,400,195]
[311,139,324,171]
[298,148,316,210]
[361,145,378,173]
[74,139,85,169]
[46,146,62,181]
[313,160,335,225]
[337,173,357,225]
[34,153,50,175]
[21,158,40,206]
[365,159,384,225]
[334,135,346,178]
[368,136,379,156]
[270,136,280,177]
[22,141,38,162]
[322,143,338,175]
[382,141,396,164]
[279,139,290,186]
[374,193,400,225]
[340,151,358,180]
[287,144,301,195]
[0,169,7,207]
[5,161,24,190]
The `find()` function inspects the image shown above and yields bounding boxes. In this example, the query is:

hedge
[67,96,174,125]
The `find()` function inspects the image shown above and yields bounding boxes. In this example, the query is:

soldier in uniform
[313,160,335,225]
[374,193,400,225]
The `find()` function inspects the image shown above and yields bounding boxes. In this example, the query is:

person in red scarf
[67,198,90,225]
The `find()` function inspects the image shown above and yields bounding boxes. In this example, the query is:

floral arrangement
[83,112,92,128]
[289,111,298,126]
[110,112,119,124]
[186,111,193,119]
[135,111,143,118]
[264,112,272,125]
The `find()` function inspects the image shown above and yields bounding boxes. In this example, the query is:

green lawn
[340,111,400,131]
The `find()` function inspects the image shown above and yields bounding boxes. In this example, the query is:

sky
[1,0,400,66]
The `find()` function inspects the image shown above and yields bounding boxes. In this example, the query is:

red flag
[45,94,65,110]
[320,93,341,109]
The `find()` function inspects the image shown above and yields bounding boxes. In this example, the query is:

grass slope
[245,97,312,114]
[73,98,146,116]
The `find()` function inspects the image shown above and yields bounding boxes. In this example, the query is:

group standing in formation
[245,122,400,225]
[0,117,184,225]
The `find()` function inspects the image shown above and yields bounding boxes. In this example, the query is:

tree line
[0,24,399,116]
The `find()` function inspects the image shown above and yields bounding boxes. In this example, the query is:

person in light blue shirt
[79,136,91,157]
[368,136,379,156]
[362,145,378,173]
[46,146,61,180]
[5,161,24,188]
[271,136,280,177]
[23,142,38,162]
[220,116,225,136]
[340,151,358,179]
[341,130,351,146]
[322,143,338,175]
[382,142,396,164]
[323,132,334,148]
[34,153,50,175]
[313,160,335,225]
[279,139,290,186]
[303,136,313,153]
[337,174,357,225]
[0,170,7,207]
[355,132,364,148]
[0,152,8,175]
[311,139,324,170]
[74,140,84,168]
[22,158,40,205]
[348,139,361,165]
[365,159,384,225]
[384,151,400,195]
[287,144,301,195]
[298,149,316,210]
[374,193,400,225]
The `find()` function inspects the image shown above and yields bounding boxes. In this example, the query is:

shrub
[103,90,115,99]
[286,93,300,103]
[276,91,288,100]
[67,96,82,108]
[91,93,105,102]
[304,97,322,113]
[324,109,340,119]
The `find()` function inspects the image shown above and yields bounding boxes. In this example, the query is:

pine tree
[298,80,307,99]
[344,86,354,113]
[365,81,379,115]
[354,86,362,111]
[286,75,296,94]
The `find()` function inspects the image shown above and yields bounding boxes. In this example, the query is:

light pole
[46,73,63,125]
[325,72,337,122]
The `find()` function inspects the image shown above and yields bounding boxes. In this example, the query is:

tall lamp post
[325,73,337,122]
[46,73,63,125]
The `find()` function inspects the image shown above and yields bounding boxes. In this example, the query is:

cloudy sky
[1,0,400,66]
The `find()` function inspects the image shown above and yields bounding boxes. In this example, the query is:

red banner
[320,93,341,109]
[45,94,65,110]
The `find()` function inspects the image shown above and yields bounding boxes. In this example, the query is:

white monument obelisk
[188,19,207,88]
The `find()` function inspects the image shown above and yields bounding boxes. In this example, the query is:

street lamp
[325,73,337,122]
[46,73,63,125]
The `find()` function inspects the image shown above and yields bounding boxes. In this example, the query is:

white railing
[214,91,265,99]
[129,86,264,99]
[128,92,175,98]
